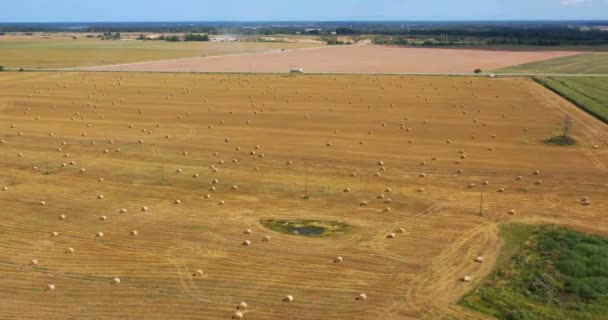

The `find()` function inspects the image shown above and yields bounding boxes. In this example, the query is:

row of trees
[136,33,210,42]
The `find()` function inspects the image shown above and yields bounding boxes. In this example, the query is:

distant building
[290,68,304,73]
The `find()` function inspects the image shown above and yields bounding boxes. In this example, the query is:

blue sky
[1,0,606,22]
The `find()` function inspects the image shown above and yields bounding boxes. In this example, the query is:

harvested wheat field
[0,72,607,320]
[83,44,583,74]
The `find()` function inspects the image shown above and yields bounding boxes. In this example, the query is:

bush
[474,68,483,74]
[184,34,209,41]
[0,66,4,72]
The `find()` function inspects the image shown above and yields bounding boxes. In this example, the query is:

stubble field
[0,72,606,319]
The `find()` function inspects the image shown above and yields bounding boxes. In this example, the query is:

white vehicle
[289,68,304,73]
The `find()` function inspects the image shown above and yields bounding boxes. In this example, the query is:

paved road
[6,67,608,77]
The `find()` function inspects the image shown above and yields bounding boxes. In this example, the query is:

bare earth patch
[82,44,583,74]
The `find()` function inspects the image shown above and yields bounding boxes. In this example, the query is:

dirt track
[81,44,582,73]
[0,73,606,319]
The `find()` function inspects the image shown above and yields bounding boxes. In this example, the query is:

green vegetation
[544,135,578,146]
[460,225,608,320]
[183,34,210,42]
[0,66,4,72]
[261,219,350,237]
[497,53,608,74]
[534,76,608,124]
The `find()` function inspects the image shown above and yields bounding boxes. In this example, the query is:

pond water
[288,225,324,235]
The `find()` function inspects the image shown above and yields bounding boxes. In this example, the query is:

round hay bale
[244,229,252,235]
[482,181,489,186]
[488,147,495,151]
[232,311,243,319]
[205,194,212,199]
[462,276,472,282]
[182,151,188,156]
[66,247,74,254]
[174,199,182,205]
[193,173,200,178]
[193,269,204,277]
[508,209,516,215]
[52,231,59,237]
[242,240,251,246]
[468,183,476,188]
[96,232,104,238]
[497,188,505,193]
[286,161,293,166]
[119,208,127,213]
[535,180,543,185]
[112,277,121,284]
[351,172,358,177]
[380,167,387,172]
[383,207,391,213]
[237,301,248,310]
[594,145,600,149]
[582,200,590,206]
[446,139,452,144]
[218,200,225,205]
[387,233,396,239]
[417,188,425,193]
[516,176,523,181]
[59,214,66,220]
[396,227,405,233]
[262,235,271,242]
[419,173,426,178]
[334,256,344,263]
[209,186,217,192]
[100,216,107,221]
[46,284,56,291]
[283,295,294,303]
[581,196,589,202]
[130,230,138,236]
[420,161,426,166]
[356,293,367,301]
[384,188,392,193]
[31,259,39,266]
[457,169,464,174]
[343,188,351,193]
[533,170,541,176]
[231,185,239,190]
[2,186,8,191]
[475,256,485,263]
[97,194,104,199]
[360,201,368,207]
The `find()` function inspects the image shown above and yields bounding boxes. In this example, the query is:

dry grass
[0,72,607,319]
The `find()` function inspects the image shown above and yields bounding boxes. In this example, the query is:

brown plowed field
[83,45,582,73]
[0,72,606,319]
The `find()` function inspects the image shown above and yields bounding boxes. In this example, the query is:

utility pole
[304,170,309,199]
[45,153,49,175]
[479,186,484,216]
[160,160,165,186]
[563,115,573,137]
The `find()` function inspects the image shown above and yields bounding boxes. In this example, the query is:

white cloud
[562,0,586,6]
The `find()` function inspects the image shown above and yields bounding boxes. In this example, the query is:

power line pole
[304,170,309,199]
[479,186,484,216]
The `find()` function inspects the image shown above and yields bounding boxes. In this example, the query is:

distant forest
[1,21,608,46]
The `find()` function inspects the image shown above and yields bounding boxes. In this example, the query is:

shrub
[474,68,483,74]
[0,66,4,72]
